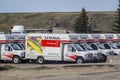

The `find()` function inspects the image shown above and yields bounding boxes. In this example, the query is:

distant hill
[0,11,116,33]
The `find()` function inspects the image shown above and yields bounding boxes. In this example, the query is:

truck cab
[0,43,25,63]
[101,42,120,55]
[88,43,114,62]
[79,43,104,62]
[62,43,94,64]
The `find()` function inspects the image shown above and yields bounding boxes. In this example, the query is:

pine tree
[74,8,90,33]
[112,0,120,33]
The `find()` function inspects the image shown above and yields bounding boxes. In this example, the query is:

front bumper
[93,53,103,61]
[85,53,94,62]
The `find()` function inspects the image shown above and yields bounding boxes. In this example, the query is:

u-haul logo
[44,36,60,40]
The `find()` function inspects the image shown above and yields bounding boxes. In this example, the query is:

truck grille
[88,53,93,57]
[109,51,114,55]
[97,53,102,56]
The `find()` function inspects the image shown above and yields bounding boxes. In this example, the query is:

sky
[0,0,119,13]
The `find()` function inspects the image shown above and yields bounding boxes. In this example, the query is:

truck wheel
[114,53,118,56]
[102,54,107,62]
[37,57,44,64]
[76,57,83,64]
[13,56,21,64]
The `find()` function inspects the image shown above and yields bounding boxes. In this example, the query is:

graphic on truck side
[68,54,78,60]
[4,54,14,59]
[27,37,43,54]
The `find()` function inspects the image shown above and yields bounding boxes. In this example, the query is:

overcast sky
[0,0,118,13]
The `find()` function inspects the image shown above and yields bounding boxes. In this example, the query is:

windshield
[112,42,120,49]
[10,43,22,50]
[110,43,119,49]
[89,43,98,50]
[84,44,93,50]
[74,44,85,51]
[16,43,25,50]
[102,43,111,49]
[97,43,106,49]
[21,43,25,49]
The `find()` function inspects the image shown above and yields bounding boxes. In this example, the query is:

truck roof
[0,34,26,43]
[27,33,79,41]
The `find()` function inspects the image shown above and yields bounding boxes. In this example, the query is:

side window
[68,45,76,52]
[5,45,12,51]
[90,44,98,50]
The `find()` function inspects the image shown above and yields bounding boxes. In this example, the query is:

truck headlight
[87,53,93,57]
[85,54,88,57]
[94,53,98,57]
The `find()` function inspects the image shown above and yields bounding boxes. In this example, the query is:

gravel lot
[0,55,120,80]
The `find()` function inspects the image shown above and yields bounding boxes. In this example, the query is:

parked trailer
[25,34,94,64]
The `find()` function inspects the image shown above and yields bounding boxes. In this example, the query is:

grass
[0,11,116,33]
[0,65,15,71]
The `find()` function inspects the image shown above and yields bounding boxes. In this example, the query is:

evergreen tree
[74,8,90,33]
[112,0,120,33]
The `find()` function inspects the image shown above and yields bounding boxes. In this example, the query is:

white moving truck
[79,43,104,62]
[0,34,25,63]
[25,33,94,64]
[78,34,107,62]
[100,34,120,55]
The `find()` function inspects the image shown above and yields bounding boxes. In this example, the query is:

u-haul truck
[77,34,105,62]
[77,34,113,62]
[0,34,25,63]
[100,34,120,55]
[25,33,94,64]
[89,34,114,56]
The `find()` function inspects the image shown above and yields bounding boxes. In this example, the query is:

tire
[37,57,44,64]
[13,56,21,64]
[76,57,84,64]
[101,54,107,62]
[0,60,4,63]
[21,60,26,63]
[114,53,118,56]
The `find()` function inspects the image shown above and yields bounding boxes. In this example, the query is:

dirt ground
[0,64,120,80]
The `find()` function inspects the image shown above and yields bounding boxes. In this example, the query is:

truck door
[63,44,77,61]
[1,44,13,60]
